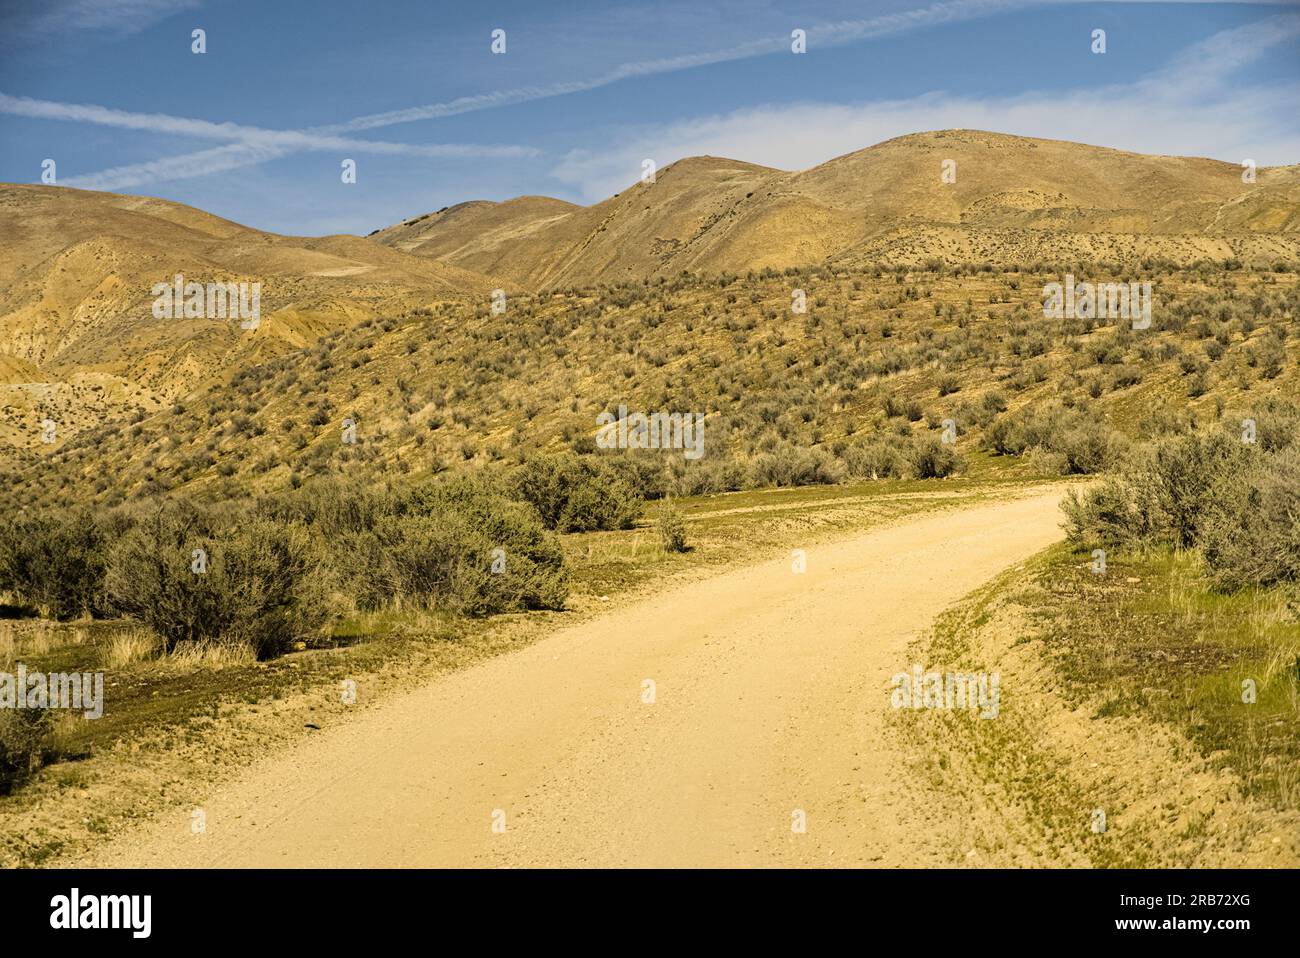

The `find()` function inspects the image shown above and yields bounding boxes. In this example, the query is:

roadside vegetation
[1057,396,1300,810]
[903,396,1300,865]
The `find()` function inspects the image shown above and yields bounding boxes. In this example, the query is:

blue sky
[1,0,1298,235]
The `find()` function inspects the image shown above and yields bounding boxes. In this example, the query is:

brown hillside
[0,184,504,443]
[376,130,1300,288]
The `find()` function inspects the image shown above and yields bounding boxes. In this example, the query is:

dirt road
[92,489,1068,867]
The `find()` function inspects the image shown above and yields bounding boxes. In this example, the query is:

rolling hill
[375,130,1300,288]
[0,183,504,445]
[1,129,1297,466]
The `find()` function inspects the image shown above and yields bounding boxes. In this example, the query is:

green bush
[256,477,394,538]
[666,457,748,496]
[103,503,329,659]
[603,455,669,501]
[748,446,846,487]
[658,504,689,553]
[1059,423,1119,475]
[1063,431,1242,550]
[986,403,1119,474]
[841,437,911,479]
[1061,478,1154,549]
[510,454,642,532]
[1064,405,1300,593]
[909,436,961,479]
[353,476,568,614]
[0,708,50,796]
[1141,432,1246,548]
[1199,447,1300,591]
[0,509,115,620]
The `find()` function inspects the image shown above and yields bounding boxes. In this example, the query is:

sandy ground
[87,490,1068,868]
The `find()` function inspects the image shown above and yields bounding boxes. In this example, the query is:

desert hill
[2,130,1298,460]
[376,130,1300,288]
[0,184,504,444]
[3,254,1296,512]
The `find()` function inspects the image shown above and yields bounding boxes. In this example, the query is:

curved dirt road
[93,490,1067,868]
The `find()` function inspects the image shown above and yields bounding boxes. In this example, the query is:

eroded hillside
[0,184,505,445]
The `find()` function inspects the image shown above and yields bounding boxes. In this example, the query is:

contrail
[0,92,538,190]
[0,92,537,157]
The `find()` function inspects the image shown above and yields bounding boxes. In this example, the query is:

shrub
[986,404,1118,474]
[1062,478,1154,548]
[1140,431,1246,548]
[1055,422,1117,475]
[658,504,689,553]
[841,437,910,479]
[1240,398,1300,453]
[104,503,329,659]
[1064,406,1300,593]
[256,477,393,537]
[748,446,847,487]
[510,454,642,532]
[1198,448,1300,590]
[0,708,50,795]
[604,455,669,501]
[666,457,748,496]
[356,477,568,614]
[910,436,961,478]
[0,510,115,620]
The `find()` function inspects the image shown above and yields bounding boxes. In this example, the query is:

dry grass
[167,640,257,669]
[100,628,162,669]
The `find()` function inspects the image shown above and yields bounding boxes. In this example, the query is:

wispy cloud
[0,93,540,190]
[62,143,292,190]
[2,0,199,45]
[289,0,1051,135]
[0,93,540,157]
[327,0,1298,134]
[549,13,1300,201]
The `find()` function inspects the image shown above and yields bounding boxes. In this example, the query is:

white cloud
[0,93,539,158]
[0,93,540,190]
[3,0,199,43]
[62,143,292,191]
[549,13,1300,202]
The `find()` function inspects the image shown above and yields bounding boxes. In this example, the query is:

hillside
[0,184,503,445]
[3,256,1296,513]
[2,130,1298,469]
[376,131,1300,288]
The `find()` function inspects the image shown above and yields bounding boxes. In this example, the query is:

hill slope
[4,255,1296,511]
[376,130,1300,288]
[0,184,503,444]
